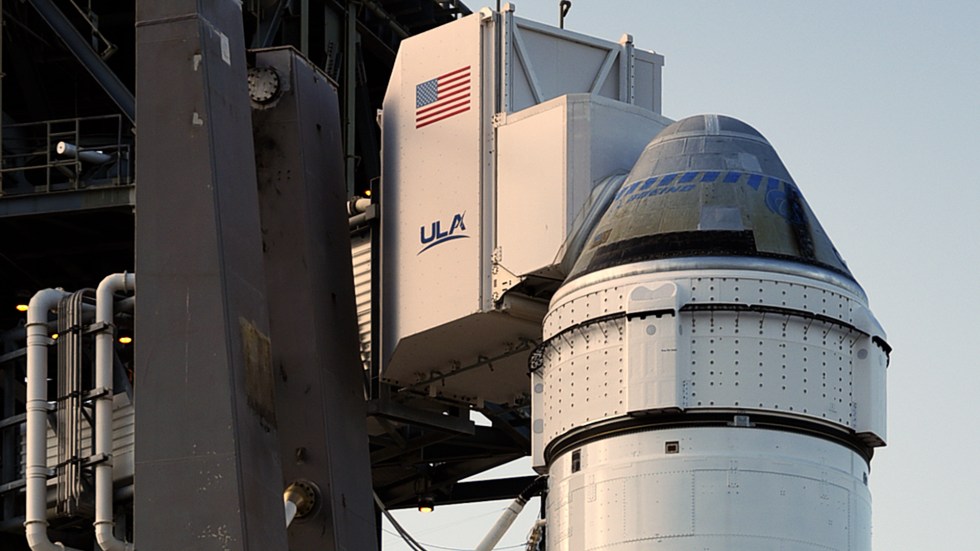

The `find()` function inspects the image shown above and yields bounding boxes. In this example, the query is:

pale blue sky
[384,2,980,549]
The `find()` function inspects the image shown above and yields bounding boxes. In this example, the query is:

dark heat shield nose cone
[568,114,854,281]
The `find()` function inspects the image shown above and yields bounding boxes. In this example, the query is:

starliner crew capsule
[531,114,889,550]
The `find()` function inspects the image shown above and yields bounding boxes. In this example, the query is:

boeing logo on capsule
[613,170,804,222]
[418,212,468,254]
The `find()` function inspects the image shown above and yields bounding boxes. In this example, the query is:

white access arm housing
[379,6,671,404]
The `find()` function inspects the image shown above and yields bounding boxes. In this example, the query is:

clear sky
[383,1,980,549]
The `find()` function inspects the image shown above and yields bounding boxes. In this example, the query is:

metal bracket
[83,387,111,400]
[401,340,536,392]
[83,453,111,467]
[86,320,114,335]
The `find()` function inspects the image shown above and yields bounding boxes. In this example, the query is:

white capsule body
[547,428,871,551]
[532,258,887,550]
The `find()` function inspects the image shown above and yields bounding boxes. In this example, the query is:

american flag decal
[415,66,471,129]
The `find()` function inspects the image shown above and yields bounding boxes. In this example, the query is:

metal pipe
[25,0,135,124]
[475,499,526,551]
[94,273,135,551]
[25,288,79,551]
[56,141,112,164]
[499,294,548,322]
[348,204,377,228]
[347,197,372,216]
[475,476,547,551]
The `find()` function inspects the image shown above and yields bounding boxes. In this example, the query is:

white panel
[546,428,872,551]
[551,268,872,338]
[380,9,671,404]
[538,318,626,449]
[381,13,488,397]
[510,54,539,111]
[556,476,581,547]
[633,49,665,113]
[597,59,621,100]
[625,313,682,412]
[687,275,858,325]
[496,95,670,283]
[504,15,664,114]
[496,101,567,281]
[381,14,485,364]
[686,311,858,426]
[519,26,608,101]
[694,469,850,550]
[852,335,888,443]
[544,283,629,337]
[570,97,671,224]
[625,281,680,313]
[536,265,886,460]
[583,476,627,545]
[625,472,695,539]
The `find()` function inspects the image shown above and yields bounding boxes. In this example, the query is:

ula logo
[419,212,468,254]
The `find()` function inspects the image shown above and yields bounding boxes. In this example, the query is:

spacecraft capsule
[532,114,888,550]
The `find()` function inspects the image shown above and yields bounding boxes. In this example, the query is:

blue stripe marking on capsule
[660,174,678,186]
[767,177,781,191]
[638,176,659,191]
[679,172,698,183]
[723,172,741,183]
[746,174,763,190]
[614,181,641,201]
[702,171,720,182]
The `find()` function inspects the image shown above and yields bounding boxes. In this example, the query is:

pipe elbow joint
[25,522,70,551]
[95,523,134,551]
[96,273,135,314]
[27,289,69,327]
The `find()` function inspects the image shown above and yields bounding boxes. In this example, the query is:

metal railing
[0,114,132,196]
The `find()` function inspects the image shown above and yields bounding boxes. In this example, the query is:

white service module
[380,5,669,404]
[547,429,872,550]
[532,115,889,550]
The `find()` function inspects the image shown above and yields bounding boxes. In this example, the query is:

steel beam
[251,47,378,550]
[413,475,538,508]
[0,185,133,218]
[134,2,287,550]
[367,399,476,436]
[343,2,357,198]
[1,356,18,522]
[377,453,523,508]
[25,0,135,124]
[1,0,5,193]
